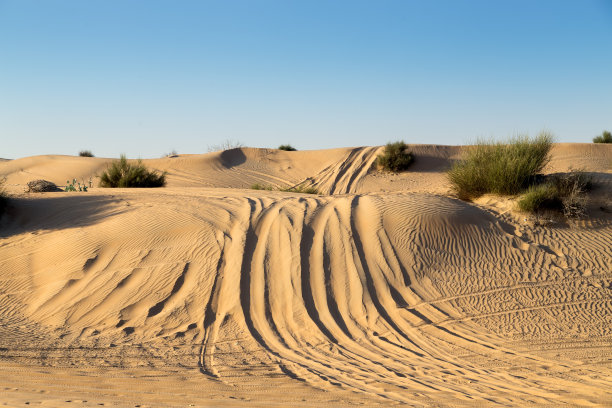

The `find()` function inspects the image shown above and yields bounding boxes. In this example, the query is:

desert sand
[0,143,610,407]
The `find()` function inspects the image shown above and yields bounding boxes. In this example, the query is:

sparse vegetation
[65,178,88,192]
[278,144,297,151]
[518,169,592,218]
[207,140,244,152]
[593,130,611,143]
[99,155,166,188]
[280,185,318,194]
[251,183,274,191]
[377,141,414,172]
[448,133,553,200]
[79,150,94,157]
[250,183,318,194]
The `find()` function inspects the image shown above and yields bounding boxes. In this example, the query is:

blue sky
[1,0,611,159]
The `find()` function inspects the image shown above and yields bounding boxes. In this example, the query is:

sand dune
[0,144,611,406]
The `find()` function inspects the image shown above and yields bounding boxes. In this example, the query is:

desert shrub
[448,132,553,200]
[593,130,611,143]
[517,184,561,213]
[79,150,94,157]
[518,170,592,218]
[550,169,592,196]
[278,144,297,151]
[99,155,166,188]
[377,141,414,172]
[552,170,592,218]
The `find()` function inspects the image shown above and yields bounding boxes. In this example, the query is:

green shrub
[593,130,611,143]
[448,132,553,200]
[278,144,297,151]
[79,150,94,157]
[518,170,592,218]
[99,155,166,188]
[517,184,561,213]
[377,141,414,172]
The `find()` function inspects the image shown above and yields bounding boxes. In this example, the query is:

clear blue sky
[1,0,611,159]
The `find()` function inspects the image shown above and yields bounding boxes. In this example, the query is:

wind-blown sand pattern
[0,144,610,406]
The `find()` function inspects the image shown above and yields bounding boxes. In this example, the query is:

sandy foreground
[0,144,610,407]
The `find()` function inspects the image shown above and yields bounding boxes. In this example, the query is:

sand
[0,144,610,407]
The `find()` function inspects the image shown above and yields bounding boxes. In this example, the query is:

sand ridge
[0,144,611,406]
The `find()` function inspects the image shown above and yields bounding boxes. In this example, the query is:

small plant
[448,132,553,200]
[377,141,414,172]
[79,150,94,157]
[163,149,178,158]
[99,155,166,188]
[278,144,297,151]
[517,184,560,213]
[593,130,611,143]
[65,178,88,192]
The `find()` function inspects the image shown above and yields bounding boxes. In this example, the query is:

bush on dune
[278,144,297,151]
[377,141,414,172]
[79,150,94,157]
[593,130,611,143]
[99,155,166,188]
[517,169,592,218]
[448,133,553,200]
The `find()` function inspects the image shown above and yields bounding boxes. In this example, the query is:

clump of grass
[517,184,561,213]
[99,155,166,188]
[377,141,414,172]
[518,169,592,218]
[448,132,553,200]
[593,130,611,143]
[250,183,318,194]
[251,183,274,191]
[79,150,94,157]
[280,185,318,194]
[278,144,297,151]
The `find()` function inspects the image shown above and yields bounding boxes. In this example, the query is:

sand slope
[0,144,611,406]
